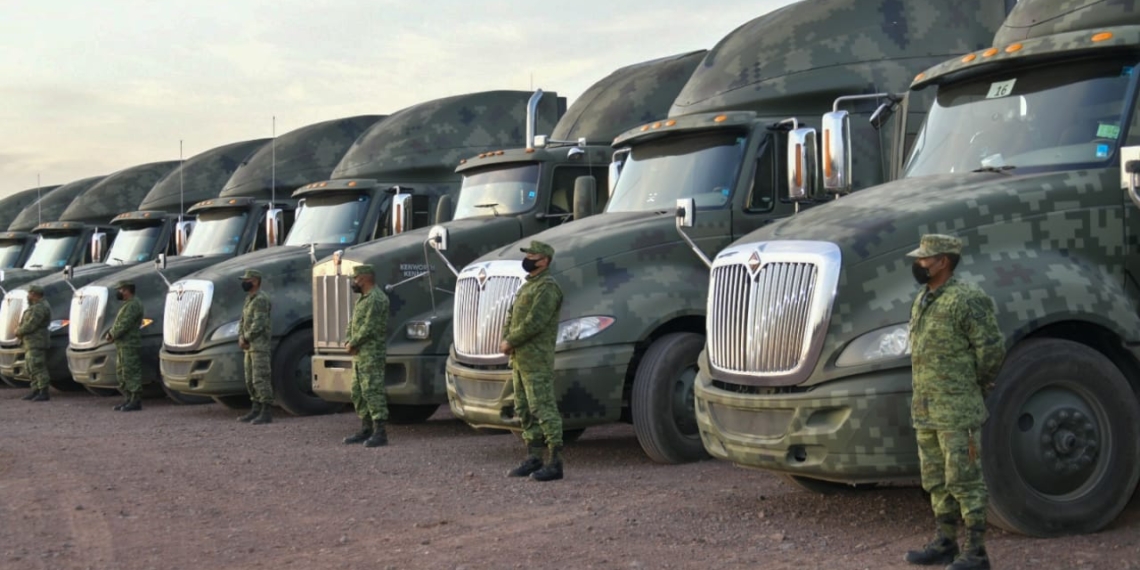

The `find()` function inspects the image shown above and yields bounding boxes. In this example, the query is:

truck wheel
[162,385,212,406]
[780,474,878,495]
[272,329,343,416]
[0,375,19,388]
[213,394,251,409]
[984,338,1140,536]
[85,386,119,397]
[49,377,85,392]
[631,332,710,464]
[387,404,440,424]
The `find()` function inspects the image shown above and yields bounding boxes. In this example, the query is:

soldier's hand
[104,332,113,342]
[346,343,358,356]
[499,340,512,355]
[238,338,249,350]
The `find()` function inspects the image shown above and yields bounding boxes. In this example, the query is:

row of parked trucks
[3,0,1137,538]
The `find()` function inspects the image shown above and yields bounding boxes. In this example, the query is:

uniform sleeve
[501,303,514,341]
[961,292,1005,388]
[504,281,562,348]
[110,301,142,338]
[246,295,271,338]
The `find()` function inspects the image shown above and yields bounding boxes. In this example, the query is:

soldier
[342,264,390,448]
[17,285,51,402]
[501,240,565,482]
[105,280,144,411]
[237,269,273,425]
[904,234,1004,570]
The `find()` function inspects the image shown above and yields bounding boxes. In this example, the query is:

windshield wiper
[474,203,501,216]
[971,165,1016,174]
[113,257,124,265]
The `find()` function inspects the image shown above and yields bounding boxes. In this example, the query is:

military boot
[531,445,564,482]
[508,444,546,477]
[947,526,990,570]
[250,404,273,425]
[21,389,38,401]
[113,396,132,411]
[30,388,50,402]
[904,519,958,566]
[363,420,387,447]
[343,417,374,444]
[237,403,261,422]
[120,395,142,412]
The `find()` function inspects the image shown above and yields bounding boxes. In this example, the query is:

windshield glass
[106,224,162,265]
[284,193,370,246]
[182,209,249,256]
[0,241,24,268]
[905,57,1135,177]
[454,164,540,219]
[607,131,746,212]
[23,233,80,269]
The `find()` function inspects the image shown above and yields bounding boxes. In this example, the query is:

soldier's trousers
[26,348,49,390]
[243,350,274,405]
[350,355,388,422]
[511,366,563,448]
[916,428,988,529]
[115,344,142,396]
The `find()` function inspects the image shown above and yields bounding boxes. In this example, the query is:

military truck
[0,186,63,270]
[0,162,182,388]
[310,52,705,423]
[67,117,381,401]
[445,0,1005,463]
[691,0,1140,538]
[160,91,566,416]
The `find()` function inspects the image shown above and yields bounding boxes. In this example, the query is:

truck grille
[0,290,28,346]
[314,273,356,351]
[706,241,841,386]
[69,286,108,348]
[163,280,214,350]
[453,262,527,363]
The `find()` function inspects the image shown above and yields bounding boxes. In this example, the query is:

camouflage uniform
[240,271,274,406]
[108,281,144,399]
[346,265,389,423]
[907,234,1004,567]
[17,287,51,391]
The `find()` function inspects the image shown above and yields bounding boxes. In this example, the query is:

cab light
[713,115,728,123]
[665,120,676,127]
[982,48,999,57]
[961,53,976,63]
[1005,43,1023,53]
[1092,32,1113,43]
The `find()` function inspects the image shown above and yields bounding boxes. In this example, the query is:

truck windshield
[23,233,80,269]
[905,57,1135,177]
[106,223,162,265]
[607,131,746,213]
[182,209,249,256]
[284,193,370,246]
[0,241,23,268]
[454,164,541,219]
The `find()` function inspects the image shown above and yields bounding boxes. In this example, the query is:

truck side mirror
[1121,146,1140,209]
[428,225,450,252]
[391,192,414,236]
[567,147,585,161]
[822,111,853,196]
[869,101,897,131]
[265,208,283,247]
[572,176,597,221]
[434,194,453,225]
[156,253,167,270]
[90,231,107,263]
[676,198,696,228]
[175,219,195,255]
[64,264,74,281]
[787,127,821,203]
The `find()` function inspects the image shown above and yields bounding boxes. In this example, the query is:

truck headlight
[406,321,431,340]
[209,320,241,342]
[48,319,69,332]
[556,316,614,347]
[835,323,910,367]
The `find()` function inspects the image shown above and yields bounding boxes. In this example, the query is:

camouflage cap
[112,280,134,289]
[239,269,262,280]
[352,264,375,277]
[520,240,555,259]
[907,234,962,258]
[27,285,44,295]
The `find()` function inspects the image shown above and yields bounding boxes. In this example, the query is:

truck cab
[0,186,61,270]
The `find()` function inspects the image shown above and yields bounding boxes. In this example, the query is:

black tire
[213,394,251,410]
[162,385,213,406]
[387,404,440,425]
[983,338,1140,536]
[780,474,879,495]
[85,386,120,397]
[49,377,86,392]
[631,332,709,464]
[272,329,342,416]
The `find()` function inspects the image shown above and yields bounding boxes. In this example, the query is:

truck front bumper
[312,352,448,405]
[0,337,71,384]
[69,336,163,388]
[160,344,246,397]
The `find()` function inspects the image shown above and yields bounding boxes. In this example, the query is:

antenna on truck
[179,140,185,222]
[271,116,276,208]
[36,173,41,226]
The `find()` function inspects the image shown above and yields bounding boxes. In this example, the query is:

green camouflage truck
[0,186,62,270]
[67,116,381,402]
[692,0,1140,537]
[160,91,566,415]
[445,0,1005,463]
[0,162,181,388]
[310,52,705,423]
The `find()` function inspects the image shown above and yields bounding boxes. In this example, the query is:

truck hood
[1,268,56,292]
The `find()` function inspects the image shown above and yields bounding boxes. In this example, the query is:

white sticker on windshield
[986,79,1016,99]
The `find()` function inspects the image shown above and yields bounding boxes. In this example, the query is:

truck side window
[746,136,780,212]
[549,166,608,217]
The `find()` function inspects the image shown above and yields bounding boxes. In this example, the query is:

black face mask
[350,283,362,294]
[912,261,932,285]
[115,292,125,301]
[241,281,253,292]
[521,258,541,272]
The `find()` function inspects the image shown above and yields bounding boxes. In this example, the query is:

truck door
[733,131,796,240]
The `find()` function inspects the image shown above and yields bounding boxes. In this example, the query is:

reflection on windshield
[284,193,370,246]
[454,164,540,219]
[24,234,80,269]
[182,209,249,256]
[0,241,24,269]
[905,58,1134,177]
[607,132,746,213]
[106,224,162,265]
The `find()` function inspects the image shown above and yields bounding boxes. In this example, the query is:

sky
[0,0,796,198]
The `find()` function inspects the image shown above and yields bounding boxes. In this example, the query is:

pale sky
[0,0,795,198]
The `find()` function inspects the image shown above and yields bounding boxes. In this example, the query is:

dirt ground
[2,388,1138,570]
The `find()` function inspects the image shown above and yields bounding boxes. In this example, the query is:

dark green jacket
[503,271,563,371]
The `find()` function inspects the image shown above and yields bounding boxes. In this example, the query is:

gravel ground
[1,388,1138,570]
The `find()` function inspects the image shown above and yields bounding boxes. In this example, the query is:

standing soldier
[904,234,1004,570]
[17,284,51,402]
[342,264,390,448]
[501,241,564,482]
[105,280,144,411]
[237,269,273,425]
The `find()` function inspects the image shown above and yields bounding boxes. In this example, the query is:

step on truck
[0,186,63,271]
[445,0,1006,463]
[692,0,1140,537]
[160,91,566,416]
[68,116,381,402]
[309,52,706,423]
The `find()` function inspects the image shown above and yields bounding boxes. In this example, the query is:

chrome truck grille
[69,286,108,348]
[163,279,214,350]
[313,271,357,351]
[453,261,528,364]
[706,241,841,386]
[0,290,28,347]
